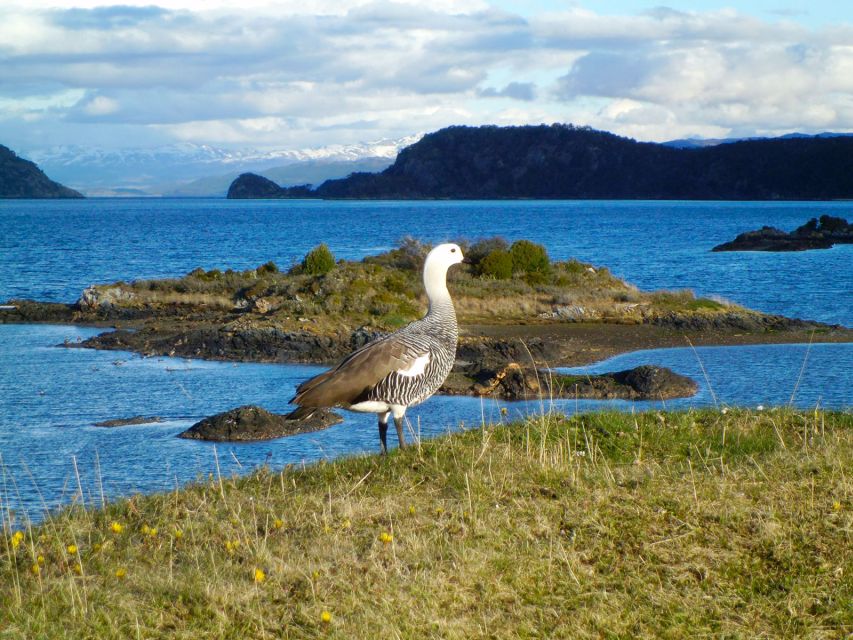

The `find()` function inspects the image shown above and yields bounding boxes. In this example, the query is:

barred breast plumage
[286,243,465,453]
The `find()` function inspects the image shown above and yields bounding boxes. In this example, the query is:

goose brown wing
[291,333,424,408]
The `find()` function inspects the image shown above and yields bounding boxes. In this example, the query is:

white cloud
[0,1,852,151]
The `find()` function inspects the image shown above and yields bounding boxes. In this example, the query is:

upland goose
[286,243,465,452]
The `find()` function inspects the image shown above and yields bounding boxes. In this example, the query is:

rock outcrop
[0,144,84,198]
[441,363,698,401]
[93,415,163,427]
[712,215,853,251]
[178,405,342,441]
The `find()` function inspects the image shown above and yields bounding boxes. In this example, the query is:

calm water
[0,324,850,522]
[0,198,851,520]
[0,199,851,324]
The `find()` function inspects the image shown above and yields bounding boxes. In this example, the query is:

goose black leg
[378,411,390,454]
[394,415,406,449]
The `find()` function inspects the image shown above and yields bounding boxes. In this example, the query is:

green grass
[2,409,851,638]
[78,239,741,332]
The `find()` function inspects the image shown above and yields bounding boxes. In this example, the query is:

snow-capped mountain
[22,134,422,196]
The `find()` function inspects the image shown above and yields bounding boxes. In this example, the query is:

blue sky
[1,1,851,153]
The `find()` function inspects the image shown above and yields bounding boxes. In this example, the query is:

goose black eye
[451,248,456,253]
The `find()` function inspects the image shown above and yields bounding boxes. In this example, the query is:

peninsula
[0,144,84,198]
[227,125,853,200]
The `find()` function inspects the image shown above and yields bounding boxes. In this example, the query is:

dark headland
[0,144,84,198]
[227,124,853,200]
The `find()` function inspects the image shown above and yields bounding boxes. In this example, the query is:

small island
[712,215,853,251]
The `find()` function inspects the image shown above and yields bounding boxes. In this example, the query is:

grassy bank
[2,409,851,638]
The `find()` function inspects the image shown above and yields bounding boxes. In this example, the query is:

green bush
[478,249,513,279]
[509,240,550,275]
[302,244,336,276]
[257,261,279,275]
[467,236,509,267]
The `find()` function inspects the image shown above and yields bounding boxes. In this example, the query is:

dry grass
[2,408,850,638]
[80,241,736,332]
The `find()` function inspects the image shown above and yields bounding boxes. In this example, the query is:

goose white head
[422,243,464,304]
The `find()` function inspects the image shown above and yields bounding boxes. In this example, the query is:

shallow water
[0,324,849,523]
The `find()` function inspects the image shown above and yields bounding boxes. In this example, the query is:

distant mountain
[0,145,83,199]
[228,125,853,200]
[663,131,853,149]
[164,157,394,197]
[23,136,420,196]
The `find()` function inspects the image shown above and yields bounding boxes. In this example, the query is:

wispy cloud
[1,1,851,151]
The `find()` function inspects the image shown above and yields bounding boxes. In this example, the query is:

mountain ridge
[227,124,853,200]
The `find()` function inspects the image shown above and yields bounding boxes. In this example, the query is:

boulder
[441,363,697,401]
[178,405,342,441]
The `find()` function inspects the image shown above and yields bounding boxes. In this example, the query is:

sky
[1,0,852,153]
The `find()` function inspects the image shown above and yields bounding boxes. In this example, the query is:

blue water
[0,198,851,521]
[1,324,850,522]
[1,199,851,324]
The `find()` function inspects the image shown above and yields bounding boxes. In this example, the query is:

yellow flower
[225,540,240,554]
[141,525,151,535]
[833,501,842,512]
[10,531,24,548]
[273,518,284,529]
[408,505,416,515]
[500,407,508,416]
[312,570,320,579]
[174,529,183,539]
[93,543,102,552]
[341,518,352,529]
[379,532,393,544]
[67,544,78,555]
[115,567,126,579]
[36,555,44,566]
[110,521,124,534]
[148,527,158,537]
[31,564,41,575]
[254,568,266,583]
[320,610,332,624]
[73,562,83,575]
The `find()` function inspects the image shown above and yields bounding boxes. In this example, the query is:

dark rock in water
[178,405,342,441]
[713,215,853,251]
[93,415,162,427]
[441,363,697,401]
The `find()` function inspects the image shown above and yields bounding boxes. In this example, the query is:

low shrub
[478,249,513,279]
[510,240,550,275]
[302,244,336,276]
